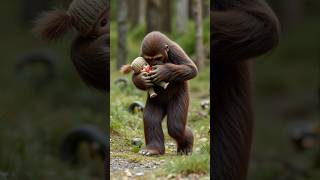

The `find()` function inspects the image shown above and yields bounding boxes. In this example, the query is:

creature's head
[140,31,170,66]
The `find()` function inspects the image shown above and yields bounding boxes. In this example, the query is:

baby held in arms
[120,56,169,98]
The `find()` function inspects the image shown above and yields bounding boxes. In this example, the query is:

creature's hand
[136,72,153,89]
[149,65,169,83]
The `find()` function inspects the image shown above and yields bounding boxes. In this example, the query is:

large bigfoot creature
[211,0,280,179]
[132,31,198,156]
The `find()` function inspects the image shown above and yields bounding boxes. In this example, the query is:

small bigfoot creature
[131,31,198,156]
[121,56,169,98]
[33,0,109,91]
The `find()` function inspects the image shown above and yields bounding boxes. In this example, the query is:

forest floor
[110,65,210,179]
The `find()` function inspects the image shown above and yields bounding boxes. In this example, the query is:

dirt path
[110,157,164,179]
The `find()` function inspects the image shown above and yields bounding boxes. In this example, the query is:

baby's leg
[148,87,157,98]
[156,81,169,89]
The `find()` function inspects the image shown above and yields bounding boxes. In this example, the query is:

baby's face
[91,11,108,37]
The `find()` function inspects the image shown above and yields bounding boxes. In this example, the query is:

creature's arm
[149,44,198,83]
[211,1,280,63]
[132,72,153,90]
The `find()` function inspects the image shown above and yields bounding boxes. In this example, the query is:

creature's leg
[167,90,193,155]
[148,87,157,98]
[139,98,166,156]
[156,81,169,89]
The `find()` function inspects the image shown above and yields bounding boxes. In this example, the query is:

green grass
[165,154,210,175]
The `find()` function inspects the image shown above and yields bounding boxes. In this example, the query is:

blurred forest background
[249,0,320,180]
[0,1,107,180]
[109,0,210,179]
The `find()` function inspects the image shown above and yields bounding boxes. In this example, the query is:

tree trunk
[139,0,146,24]
[188,0,194,20]
[146,0,161,33]
[202,0,210,18]
[117,0,128,69]
[160,0,172,33]
[146,0,171,33]
[283,0,303,27]
[127,0,140,29]
[176,0,189,34]
[194,0,204,70]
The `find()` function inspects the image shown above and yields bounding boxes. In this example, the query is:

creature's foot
[177,147,192,155]
[177,127,193,155]
[177,144,193,155]
[139,148,163,156]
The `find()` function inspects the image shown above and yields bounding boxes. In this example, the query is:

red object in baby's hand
[142,64,152,73]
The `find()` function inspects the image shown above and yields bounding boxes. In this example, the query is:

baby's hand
[142,65,152,73]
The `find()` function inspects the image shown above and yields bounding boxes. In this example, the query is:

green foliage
[200,142,210,154]
[129,25,146,42]
[170,21,196,55]
[203,18,210,44]
[165,154,210,175]
[131,146,141,153]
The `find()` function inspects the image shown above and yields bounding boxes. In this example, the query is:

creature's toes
[138,148,161,156]
[177,148,192,155]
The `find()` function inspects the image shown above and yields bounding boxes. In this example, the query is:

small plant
[165,154,210,175]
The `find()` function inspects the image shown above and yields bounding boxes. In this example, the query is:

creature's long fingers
[148,70,158,75]
[143,75,152,80]
[153,77,161,83]
[152,65,159,70]
[150,73,159,79]
[145,82,153,87]
[141,72,148,76]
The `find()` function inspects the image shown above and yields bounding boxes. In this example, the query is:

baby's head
[131,57,148,73]
[120,57,149,74]
[33,0,108,41]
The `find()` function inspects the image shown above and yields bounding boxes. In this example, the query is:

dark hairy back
[211,0,280,179]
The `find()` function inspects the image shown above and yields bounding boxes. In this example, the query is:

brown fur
[132,31,198,155]
[33,9,73,41]
[211,0,280,179]
[70,34,109,92]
